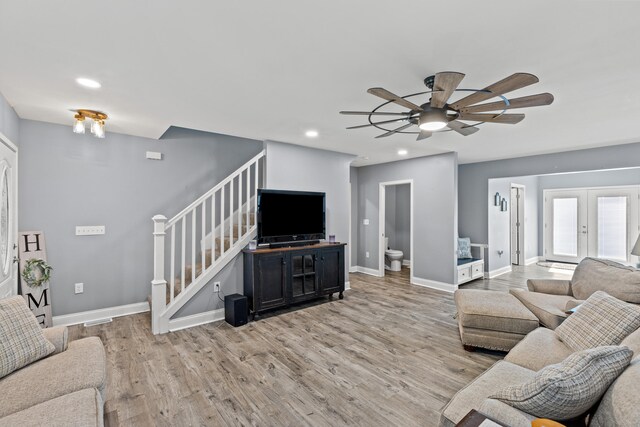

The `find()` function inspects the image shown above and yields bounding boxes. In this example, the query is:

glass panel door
[552,198,579,257]
[544,190,587,263]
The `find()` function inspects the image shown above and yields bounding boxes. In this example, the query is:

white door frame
[0,131,18,299]
[378,179,414,282]
[510,184,525,266]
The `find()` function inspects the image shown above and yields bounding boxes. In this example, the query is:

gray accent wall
[18,120,263,316]
[263,140,355,279]
[459,141,640,273]
[486,175,539,272]
[0,93,19,145]
[356,152,457,285]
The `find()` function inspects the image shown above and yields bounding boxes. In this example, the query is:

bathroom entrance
[378,180,413,279]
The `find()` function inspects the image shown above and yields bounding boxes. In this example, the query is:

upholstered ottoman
[455,289,539,352]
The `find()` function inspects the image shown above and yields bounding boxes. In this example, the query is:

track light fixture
[72,110,108,139]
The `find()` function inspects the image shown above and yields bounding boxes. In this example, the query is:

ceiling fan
[340,72,554,140]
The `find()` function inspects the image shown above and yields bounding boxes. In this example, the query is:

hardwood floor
[69,264,566,426]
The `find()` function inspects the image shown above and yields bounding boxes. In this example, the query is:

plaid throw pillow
[0,296,55,379]
[555,291,640,352]
[491,346,632,420]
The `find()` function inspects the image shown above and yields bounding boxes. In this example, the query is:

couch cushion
[505,328,574,372]
[0,337,106,418]
[0,296,55,379]
[491,346,632,420]
[0,388,103,427]
[455,289,539,335]
[621,327,640,357]
[572,257,640,303]
[555,291,640,352]
[439,360,535,426]
[591,357,640,427]
[510,289,573,330]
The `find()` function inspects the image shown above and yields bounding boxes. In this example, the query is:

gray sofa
[512,258,640,329]
[0,325,106,426]
[441,258,640,426]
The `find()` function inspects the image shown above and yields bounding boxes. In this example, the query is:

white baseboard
[402,259,411,267]
[53,301,149,327]
[525,256,542,266]
[355,266,382,277]
[344,281,351,290]
[487,265,512,279]
[349,266,357,273]
[411,276,457,293]
[169,308,225,332]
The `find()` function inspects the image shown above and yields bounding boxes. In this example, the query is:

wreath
[21,258,53,288]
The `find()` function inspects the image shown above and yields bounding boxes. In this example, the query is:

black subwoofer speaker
[224,293,248,327]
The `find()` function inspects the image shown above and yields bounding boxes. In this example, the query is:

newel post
[151,215,168,334]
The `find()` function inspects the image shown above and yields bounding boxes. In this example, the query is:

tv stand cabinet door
[320,246,345,295]
[255,252,287,311]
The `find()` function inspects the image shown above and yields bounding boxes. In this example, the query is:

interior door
[0,133,18,299]
[544,190,588,263]
[587,187,639,263]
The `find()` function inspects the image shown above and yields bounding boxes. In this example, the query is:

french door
[544,187,639,264]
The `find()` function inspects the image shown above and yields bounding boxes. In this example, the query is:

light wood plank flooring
[69,264,565,426]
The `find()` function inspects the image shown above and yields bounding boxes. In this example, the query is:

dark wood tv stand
[243,242,346,319]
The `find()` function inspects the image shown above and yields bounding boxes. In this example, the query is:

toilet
[384,237,404,271]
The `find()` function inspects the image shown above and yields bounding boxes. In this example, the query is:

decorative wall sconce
[494,192,501,206]
[72,109,108,139]
[500,198,508,212]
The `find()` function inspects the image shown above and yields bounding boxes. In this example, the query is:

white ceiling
[1,1,640,166]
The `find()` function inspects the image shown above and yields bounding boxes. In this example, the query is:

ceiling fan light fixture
[418,108,448,131]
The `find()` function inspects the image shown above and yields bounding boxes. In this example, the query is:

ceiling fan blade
[449,73,539,110]
[430,72,465,108]
[416,130,432,141]
[458,113,525,124]
[340,111,413,116]
[367,88,423,111]
[447,120,479,136]
[460,93,554,113]
[375,123,414,138]
[346,117,409,130]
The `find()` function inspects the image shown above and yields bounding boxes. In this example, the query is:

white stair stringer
[161,228,256,325]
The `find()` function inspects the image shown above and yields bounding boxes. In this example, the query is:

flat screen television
[257,189,326,245]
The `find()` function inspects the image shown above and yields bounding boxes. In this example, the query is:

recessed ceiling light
[76,78,101,89]
[397,149,408,156]
[305,130,319,138]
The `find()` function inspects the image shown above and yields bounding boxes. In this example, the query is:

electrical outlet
[366,251,370,258]
[214,282,220,293]
[75,283,84,294]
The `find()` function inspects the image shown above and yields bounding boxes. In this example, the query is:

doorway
[544,186,640,264]
[0,132,18,299]
[510,185,525,265]
[378,180,413,280]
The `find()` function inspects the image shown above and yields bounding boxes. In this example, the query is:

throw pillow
[0,296,55,379]
[491,346,632,420]
[555,291,640,352]
[458,237,472,259]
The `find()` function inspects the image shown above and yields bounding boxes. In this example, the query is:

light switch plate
[146,151,163,160]
[75,283,84,294]
[76,226,105,236]
[363,219,370,225]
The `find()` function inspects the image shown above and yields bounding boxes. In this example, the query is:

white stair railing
[151,150,265,334]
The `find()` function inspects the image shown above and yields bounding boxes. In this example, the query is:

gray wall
[395,184,411,260]
[459,141,640,245]
[356,153,457,284]
[0,93,19,146]
[264,140,355,278]
[350,167,358,268]
[486,175,539,272]
[383,183,410,260]
[19,120,263,316]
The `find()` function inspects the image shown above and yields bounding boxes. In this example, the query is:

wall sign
[18,231,52,328]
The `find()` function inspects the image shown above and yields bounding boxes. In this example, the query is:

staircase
[150,150,265,334]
